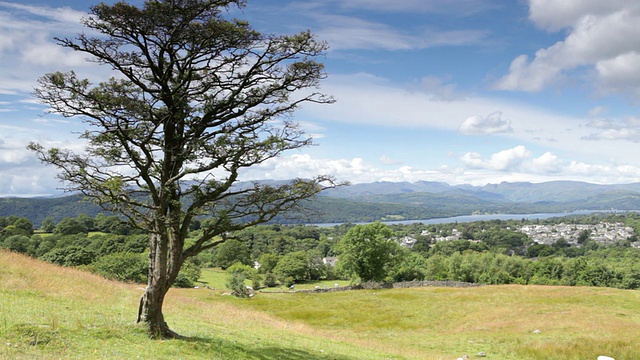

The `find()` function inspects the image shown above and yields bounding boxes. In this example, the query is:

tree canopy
[338,221,400,282]
[29,0,336,338]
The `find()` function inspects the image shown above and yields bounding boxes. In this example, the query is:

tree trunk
[137,285,181,338]
[135,232,181,339]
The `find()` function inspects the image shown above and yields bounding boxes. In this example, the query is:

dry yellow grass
[2,249,640,359]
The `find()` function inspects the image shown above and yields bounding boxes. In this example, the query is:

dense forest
[3,211,640,291]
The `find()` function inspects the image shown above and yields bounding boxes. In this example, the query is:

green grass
[197,268,230,290]
[197,268,351,292]
[228,286,640,359]
[2,250,640,359]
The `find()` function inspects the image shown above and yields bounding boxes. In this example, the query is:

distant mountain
[320,180,458,198]
[478,181,640,203]
[5,180,640,226]
[0,195,103,226]
[323,180,640,204]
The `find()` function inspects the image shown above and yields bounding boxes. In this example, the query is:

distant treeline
[3,212,640,290]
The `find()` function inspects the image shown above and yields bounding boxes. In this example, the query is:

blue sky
[3,0,640,196]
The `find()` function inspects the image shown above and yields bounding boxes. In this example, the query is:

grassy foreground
[1,251,640,360]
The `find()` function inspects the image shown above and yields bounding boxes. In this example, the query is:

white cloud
[460,152,484,168]
[419,76,467,101]
[488,146,531,170]
[528,0,635,32]
[458,111,513,135]
[21,41,88,67]
[316,15,416,51]
[314,14,486,51]
[0,2,99,95]
[231,150,640,188]
[588,106,607,117]
[595,52,640,96]
[379,155,402,165]
[495,2,640,97]
[581,117,640,142]
[0,138,31,164]
[566,161,611,175]
[527,152,562,173]
[460,145,531,171]
[0,2,86,23]
[335,0,495,14]
[582,128,640,142]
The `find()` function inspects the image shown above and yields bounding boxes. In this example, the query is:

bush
[226,262,261,289]
[263,273,278,287]
[226,271,250,298]
[2,235,31,254]
[89,252,147,283]
[225,263,260,297]
[173,259,202,288]
[40,245,96,266]
[283,276,295,288]
[53,218,88,236]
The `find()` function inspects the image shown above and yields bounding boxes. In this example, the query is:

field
[1,250,640,359]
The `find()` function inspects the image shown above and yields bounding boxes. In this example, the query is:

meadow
[1,250,639,359]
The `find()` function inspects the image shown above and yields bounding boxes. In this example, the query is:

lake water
[314,210,609,227]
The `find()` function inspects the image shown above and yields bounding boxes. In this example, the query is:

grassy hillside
[2,250,640,359]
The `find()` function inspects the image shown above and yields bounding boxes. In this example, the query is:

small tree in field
[29,0,336,338]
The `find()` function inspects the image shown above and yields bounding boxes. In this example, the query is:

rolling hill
[2,249,639,359]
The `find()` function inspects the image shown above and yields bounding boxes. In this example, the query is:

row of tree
[5,212,640,296]
[0,215,199,288]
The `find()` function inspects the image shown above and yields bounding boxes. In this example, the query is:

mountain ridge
[4,180,640,225]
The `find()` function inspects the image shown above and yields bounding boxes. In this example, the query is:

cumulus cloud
[595,52,640,97]
[495,1,640,97]
[228,150,640,187]
[460,145,531,171]
[0,138,31,164]
[528,0,636,32]
[458,111,513,135]
[528,152,562,173]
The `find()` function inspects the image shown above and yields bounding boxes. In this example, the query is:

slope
[2,250,640,359]
[0,250,387,359]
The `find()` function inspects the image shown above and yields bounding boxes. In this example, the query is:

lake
[314,210,613,227]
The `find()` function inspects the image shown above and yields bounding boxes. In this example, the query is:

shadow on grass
[181,336,358,360]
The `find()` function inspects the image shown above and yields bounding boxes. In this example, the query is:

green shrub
[89,252,147,283]
[226,271,250,297]
[263,273,278,287]
[226,262,261,288]
[283,276,295,288]
[173,259,202,288]
[40,245,96,266]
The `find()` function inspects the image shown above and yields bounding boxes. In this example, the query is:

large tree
[29,0,336,338]
[338,222,400,282]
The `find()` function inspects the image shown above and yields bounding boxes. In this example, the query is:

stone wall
[293,280,480,293]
